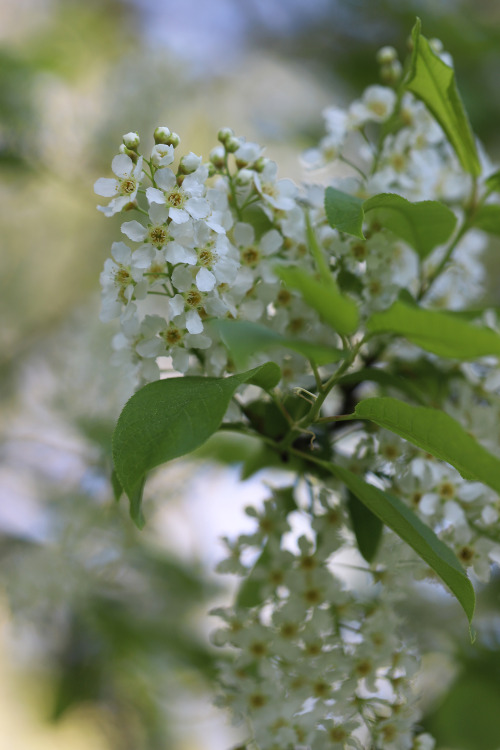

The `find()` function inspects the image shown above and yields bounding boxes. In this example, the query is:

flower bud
[119,143,139,163]
[254,156,270,173]
[210,145,226,169]
[235,168,254,186]
[380,60,403,85]
[206,162,216,177]
[122,131,140,150]
[167,131,181,148]
[225,135,241,153]
[218,127,234,145]
[179,151,202,174]
[376,46,397,65]
[154,126,171,144]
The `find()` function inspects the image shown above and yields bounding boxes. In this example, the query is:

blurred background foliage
[2,0,500,747]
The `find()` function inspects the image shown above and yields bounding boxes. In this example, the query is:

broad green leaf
[112,362,281,527]
[328,462,475,626]
[347,490,383,563]
[363,193,457,259]
[367,300,500,359]
[325,188,457,258]
[355,396,500,495]
[404,18,480,177]
[471,204,500,235]
[484,170,500,194]
[215,319,345,369]
[275,265,359,335]
[324,187,364,239]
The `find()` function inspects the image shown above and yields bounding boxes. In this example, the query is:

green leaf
[347,490,383,563]
[111,468,123,502]
[324,187,364,239]
[484,170,500,194]
[325,188,457,259]
[329,463,475,627]
[112,362,281,528]
[355,396,500,496]
[275,265,359,335]
[471,204,500,235]
[367,300,500,359]
[215,319,345,369]
[363,193,457,259]
[404,18,480,177]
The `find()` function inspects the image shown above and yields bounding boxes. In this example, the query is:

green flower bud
[119,143,139,163]
[254,156,270,173]
[380,60,403,85]
[179,152,202,174]
[210,145,226,169]
[167,131,181,148]
[154,126,171,144]
[235,168,254,186]
[218,127,234,144]
[122,131,140,150]
[225,135,241,153]
[376,46,397,65]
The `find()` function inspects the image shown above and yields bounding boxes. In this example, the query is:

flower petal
[186,309,204,334]
[154,167,176,190]
[186,197,210,219]
[146,187,166,205]
[121,220,148,242]
[196,266,216,292]
[94,177,118,197]
[112,153,133,178]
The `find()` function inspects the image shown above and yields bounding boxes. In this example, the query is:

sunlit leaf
[276,265,359,335]
[363,193,457,258]
[112,362,281,527]
[367,300,500,359]
[328,462,475,627]
[355,396,500,495]
[324,187,364,238]
[215,319,345,369]
[471,204,500,235]
[404,18,481,176]
[325,188,457,258]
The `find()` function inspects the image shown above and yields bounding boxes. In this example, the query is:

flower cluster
[95,126,337,384]
[213,485,432,750]
[96,34,500,750]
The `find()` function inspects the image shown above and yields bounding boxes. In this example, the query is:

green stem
[225,156,243,221]
[314,413,357,424]
[338,154,367,181]
[418,177,478,301]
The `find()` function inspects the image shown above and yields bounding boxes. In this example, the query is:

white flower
[234,141,264,165]
[348,85,397,127]
[253,160,297,211]
[147,166,211,224]
[99,241,149,321]
[94,154,144,216]
[151,143,174,167]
